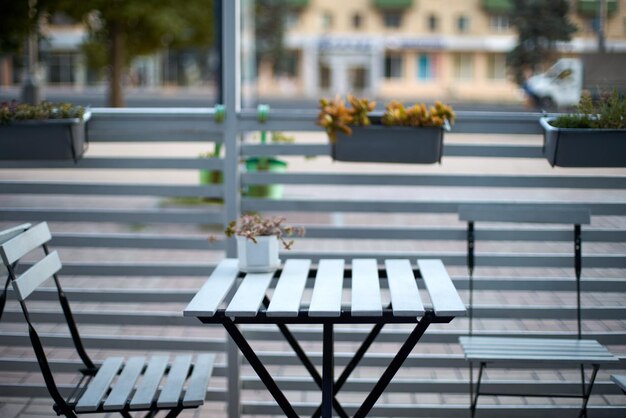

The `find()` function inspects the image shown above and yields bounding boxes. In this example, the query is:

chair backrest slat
[0,222,52,265]
[11,251,62,301]
[0,224,32,246]
[459,204,590,225]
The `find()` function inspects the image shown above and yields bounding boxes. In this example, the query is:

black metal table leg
[277,322,349,418]
[222,319,299,418]
[311,321,385,418]
[353,313,434,418]
[322,323,334,418]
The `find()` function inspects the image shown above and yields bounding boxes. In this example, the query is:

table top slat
[309,259,345,317]
[385,259,425,317]
[225,271,274,317]
[351,259,382,316]
[418,259,466,316]
[183,259,239,317]
[267,259,311,317]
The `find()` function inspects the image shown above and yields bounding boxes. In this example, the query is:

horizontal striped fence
[0,108,625,417]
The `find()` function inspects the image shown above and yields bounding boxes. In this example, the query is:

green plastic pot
[244,157,287,199]
[199,169,223,203]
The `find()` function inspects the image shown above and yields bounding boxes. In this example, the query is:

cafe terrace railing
[0,108,625,417]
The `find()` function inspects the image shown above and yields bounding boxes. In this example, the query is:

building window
[48,53,76,84]
[416,54,437,80]
[457,15,469,33]
[489,15,509,32]
[320,64,331,89]
[321,11,333,30]
[384,53,403,79]
[453,54,474,80]
[428,14,439,32]
[284,50,299,78]
[487,53,506,80]
[383,11,402,28]
[352,13,363,29]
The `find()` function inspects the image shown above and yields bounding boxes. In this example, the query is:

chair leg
[470,362,485,418]
[163,406,184,418]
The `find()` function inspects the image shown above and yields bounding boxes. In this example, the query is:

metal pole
[223,3,242,418]
[598,0,606,52]
[21,0,41,105]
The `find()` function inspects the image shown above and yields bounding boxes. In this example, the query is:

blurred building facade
[261,0,626,103]
[1,0,625,104]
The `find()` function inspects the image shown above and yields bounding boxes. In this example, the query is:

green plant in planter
[540,90,626,167]
[317,95,455,142]
[381,100,455,128]
[0,101,85,123]
[317,95,455,164]
[549,90,625,129]
[0,101,90,162]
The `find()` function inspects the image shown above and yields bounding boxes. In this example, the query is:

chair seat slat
[460,336,618,364]
[129,355,169,409]
[182,354,215,407]
[611,375,626,392]
[351,259,382,316]
[385,259,424,317]
[102,356,146,411]
[11,251,61,301]
[157,355,193,408]
[0,222,51,265]
[459,336,601,346]
[183,259,238,317]
[418,259,466,316]
[309,259,344,317]
[267,259,311,317]
[75,357,124,412]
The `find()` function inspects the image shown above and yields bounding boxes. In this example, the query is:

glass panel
[384,54,403,79]
[454,54,474,80]
[487,53,506,80]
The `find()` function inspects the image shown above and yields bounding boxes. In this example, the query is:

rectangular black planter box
[0,110,91,162]
[332,124,445,164]
[541,117,626,167]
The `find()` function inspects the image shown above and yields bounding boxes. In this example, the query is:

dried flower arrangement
[225,214,305,250]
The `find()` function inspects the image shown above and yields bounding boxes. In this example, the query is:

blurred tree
[0,0,60,54]
[0,0,62,104]
[254,0,288,76]
[507,0,577,84]
[56,0,214,106]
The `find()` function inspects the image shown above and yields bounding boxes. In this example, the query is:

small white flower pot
[236,235,280,273]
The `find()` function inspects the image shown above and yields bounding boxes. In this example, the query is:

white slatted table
[185,258,466,418]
